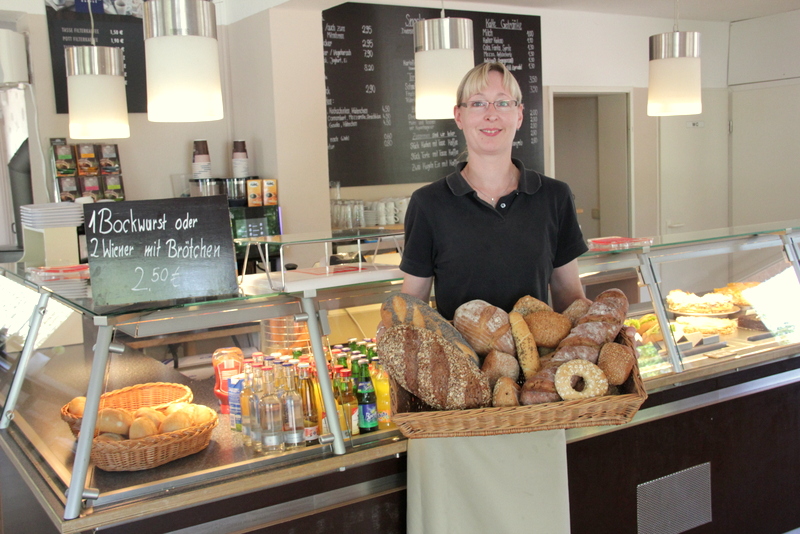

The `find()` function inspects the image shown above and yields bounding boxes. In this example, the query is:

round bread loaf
[378,323,491,410]
[453,299,515,357]
[481,349,520,390]
[597,342,635,386]
[159,410,193,433]
[134,406,166,427]
[525,310,572,348]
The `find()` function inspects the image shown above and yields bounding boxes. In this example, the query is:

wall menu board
[46,3,146,114]
[323,3,543,187]
[83,196,238,306]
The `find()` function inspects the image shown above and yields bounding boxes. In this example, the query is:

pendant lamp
[414,14,474,120]
[143,0,223,122]
[65,0,130,140]
[647,2,701,117]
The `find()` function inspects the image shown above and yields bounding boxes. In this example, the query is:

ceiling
[456,0,800,23]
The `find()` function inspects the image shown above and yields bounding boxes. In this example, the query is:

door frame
[544,86,634,236]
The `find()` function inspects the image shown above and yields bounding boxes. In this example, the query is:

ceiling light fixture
[647,0,702,116]
[143,0,223,122]
[414,4,474,120]
[65,1,130,139]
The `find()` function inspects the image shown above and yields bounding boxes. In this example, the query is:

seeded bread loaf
[378,324,491,410]
[381,293,479,366]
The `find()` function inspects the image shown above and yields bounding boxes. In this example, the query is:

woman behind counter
[399,61,588,317]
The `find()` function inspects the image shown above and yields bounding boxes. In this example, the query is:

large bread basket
[60,382,193,437]
[389,332,647,438]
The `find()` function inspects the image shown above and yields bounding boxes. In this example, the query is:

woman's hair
[456,62,523,105]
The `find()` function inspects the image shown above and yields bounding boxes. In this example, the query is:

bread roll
[379,324,491,410]
[134,407,166,427]
[381,293,479,365]
[597,342,635,386]
[512,295,552,317]
[493,377,521,407]
[67,396,86,416]
[159,410,193,433]
[163,402,191,416]
[97,408,134,436]
[525,310,572,348]
[562,298,592,326]
[95,432,124,442]
[453,300,515,357]
[129,416,159,439]
[191,405,216,425]
[481,349,520,390]
[508,311,540,381]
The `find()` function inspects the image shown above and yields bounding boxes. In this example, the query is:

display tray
[390,361,647,439]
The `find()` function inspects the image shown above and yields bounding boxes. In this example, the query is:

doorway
[551,91,631,240]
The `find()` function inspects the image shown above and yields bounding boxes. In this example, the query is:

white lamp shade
[67,74,130,139]
[0,29,28,85]
[145,35,223,122]
[415,48,474,120]
[647,57,702,116]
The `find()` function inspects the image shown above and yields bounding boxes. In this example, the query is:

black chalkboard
[83,196,238,306]
[323,3,543,187]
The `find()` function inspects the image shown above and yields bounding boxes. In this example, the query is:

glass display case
[2,222,800,531]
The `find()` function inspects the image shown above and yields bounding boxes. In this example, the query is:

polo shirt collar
[446,158,542,197]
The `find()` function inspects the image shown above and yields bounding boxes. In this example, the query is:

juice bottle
[212,347,244,414]
[372,359,394,429]
[298,363,319,445]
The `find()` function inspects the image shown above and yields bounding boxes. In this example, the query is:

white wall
[3,0,784,269]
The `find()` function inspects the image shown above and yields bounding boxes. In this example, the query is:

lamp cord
[88,0,96,46]
[440,0,445,19]
[673,0,680,32]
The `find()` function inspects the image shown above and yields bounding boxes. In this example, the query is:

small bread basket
[60,382,193,437]
[89,416,218,471]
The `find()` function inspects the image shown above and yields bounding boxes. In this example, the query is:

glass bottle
[259,366,285,454]
[239,369,254,446]
[282,364,306,450]
[339,369,359,437]
[249,366,265,453]
[298,363,320,445]
[356,358,378,433]
[372,359,394,429]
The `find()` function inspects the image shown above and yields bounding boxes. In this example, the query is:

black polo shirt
[400,159,587,320]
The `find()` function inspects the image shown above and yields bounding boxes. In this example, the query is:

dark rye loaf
[378,324,491,411]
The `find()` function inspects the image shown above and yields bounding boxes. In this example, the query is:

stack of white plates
[20,203,84,229]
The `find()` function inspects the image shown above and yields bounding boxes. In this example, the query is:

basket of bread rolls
[61,383,218,471]
[377,289,647,438]
[60,382,193,437]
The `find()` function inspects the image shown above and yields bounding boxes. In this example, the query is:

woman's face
[454,70,524,158]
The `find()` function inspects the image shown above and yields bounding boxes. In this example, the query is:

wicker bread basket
[90,416,218,471]
[390,333,647,439]
[60,382,193,437]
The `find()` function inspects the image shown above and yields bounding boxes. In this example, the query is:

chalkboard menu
[83,196,238,306]
[323,3,542,187]
[46,4,147,114]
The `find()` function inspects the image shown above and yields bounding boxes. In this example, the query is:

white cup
[397,197,409,224]
[384,201,396,224]
[377,202,387,225]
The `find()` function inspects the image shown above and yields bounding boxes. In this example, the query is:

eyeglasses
[458,100,520,112]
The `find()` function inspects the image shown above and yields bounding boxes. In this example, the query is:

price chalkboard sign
[323,3,543,187]
[83,196,238,306]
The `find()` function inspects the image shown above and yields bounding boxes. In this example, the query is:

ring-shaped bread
[554,359,608,400]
